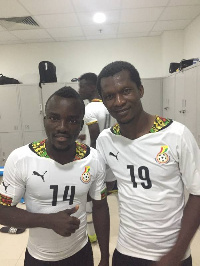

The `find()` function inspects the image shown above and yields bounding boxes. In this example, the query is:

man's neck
[89,92,101,102]
[46,141,76,165]
[119,112,156,140]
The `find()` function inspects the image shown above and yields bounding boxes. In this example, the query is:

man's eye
[105,94,113,101]
[69,119,78,124]
[48,116,59,121]
[123,88,131,94]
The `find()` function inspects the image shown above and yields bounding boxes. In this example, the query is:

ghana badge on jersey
[155,145,170,164]
[81,166,91,183]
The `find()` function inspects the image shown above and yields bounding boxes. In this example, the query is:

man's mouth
[54,134,70,141]
[115,108,129,115]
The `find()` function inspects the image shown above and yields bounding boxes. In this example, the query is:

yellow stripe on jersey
[86,120,98,126]
[91,99,102,102]
[111,116,172,135]
[0,193,13,206]
[29,140,90,161]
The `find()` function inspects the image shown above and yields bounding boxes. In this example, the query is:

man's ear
[139,85,144,98]
[43,116,47,127]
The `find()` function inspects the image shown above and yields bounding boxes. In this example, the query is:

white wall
[1,13,200,84]
[161,30,184,77]
[0,36,161,84]
[184,15,200,59]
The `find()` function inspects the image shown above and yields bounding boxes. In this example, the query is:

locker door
[184,66,197,139]
[66,82,79,92]
[41,83,65,115]
[19,85,44,132]
[23,131,46,145]
[0,132,23,166]
[174,72,185,124]
[0,85,21,132]
[141,78,163,116]
[196,65,200,146]
[163,75,175,119]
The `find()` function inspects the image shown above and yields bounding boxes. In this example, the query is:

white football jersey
[0,140,106,261]
[96,116,200,261]
[84,100,116,182]
[85,100,116,132]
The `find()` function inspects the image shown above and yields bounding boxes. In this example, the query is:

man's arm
[88,122,100,148]
[92,197,110,266]
[155,194,200,266]
[0,204,80,237]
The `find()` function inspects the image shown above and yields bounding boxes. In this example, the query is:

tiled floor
[0,194,200,266]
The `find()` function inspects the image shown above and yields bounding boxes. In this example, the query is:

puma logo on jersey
[32,171,47,182]
[2,181,10,192]
[109,152,119,160]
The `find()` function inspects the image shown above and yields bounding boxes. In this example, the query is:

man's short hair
[45,86,85,116]
[79,73,97,86]
[97,61,142,96]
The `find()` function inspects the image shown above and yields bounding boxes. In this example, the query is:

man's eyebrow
[68,115,81,119]
[46,112,59,116]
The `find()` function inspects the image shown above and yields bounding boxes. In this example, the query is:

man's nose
[114,94,126,106]
[58,119,68,131]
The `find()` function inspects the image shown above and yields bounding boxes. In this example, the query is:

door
[19,85,44,132]
[163,75,175,119]
[0,132,23,166]
[0,85,21,132]
[174,72,185,124]
[183,66,197,139]
[141,78,163,116]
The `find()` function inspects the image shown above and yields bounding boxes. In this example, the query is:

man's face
[100,70,144,125]
[44,96,84,151]
[79,79,94,100]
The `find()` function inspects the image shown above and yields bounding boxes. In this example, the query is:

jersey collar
[91,99,102,102]
[29,140,90,160]
[111,116,173,135]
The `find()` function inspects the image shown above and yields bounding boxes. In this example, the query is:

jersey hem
[27,238,88,261]
[116,242,191,261]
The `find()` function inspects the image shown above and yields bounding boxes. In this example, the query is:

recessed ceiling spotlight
[93,12,106,23]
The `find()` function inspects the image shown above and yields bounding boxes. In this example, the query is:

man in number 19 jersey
[96,61,200,266]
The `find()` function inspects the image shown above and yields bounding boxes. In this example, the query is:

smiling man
[0,86,110,266]
[96,61,200,266]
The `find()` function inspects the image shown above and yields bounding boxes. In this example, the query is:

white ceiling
[0,0,200,44]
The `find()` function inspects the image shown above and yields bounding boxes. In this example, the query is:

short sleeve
[0,150,25,206]
[105,167,116,182]
[178,126,200,195]
[89,151,107,200]
[96,136,116,182]
[84,103,98,126]
[96,136,108,165]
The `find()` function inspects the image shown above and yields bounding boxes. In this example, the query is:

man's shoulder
[10,140,46,160]
[165,119,185,134]
[10,143,30,155]
[5,143,32,165]
[85,101,105,112]
[98,128,112,141]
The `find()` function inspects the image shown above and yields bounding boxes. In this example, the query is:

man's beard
[52,144,72,152]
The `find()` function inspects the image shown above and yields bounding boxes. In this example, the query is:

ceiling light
[93,13,106,24]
